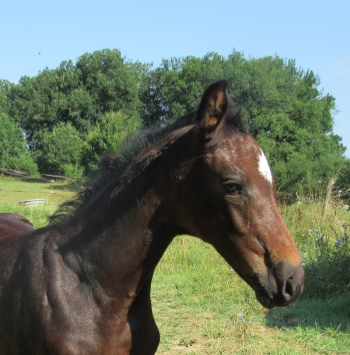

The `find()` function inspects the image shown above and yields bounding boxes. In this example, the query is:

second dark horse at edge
[0,81,304,354]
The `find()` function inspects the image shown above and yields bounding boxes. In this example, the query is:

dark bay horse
[0,81,304,354]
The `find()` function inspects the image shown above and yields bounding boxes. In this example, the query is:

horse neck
[61,126,194,299]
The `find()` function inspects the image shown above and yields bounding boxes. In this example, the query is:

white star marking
[258,149,273,184]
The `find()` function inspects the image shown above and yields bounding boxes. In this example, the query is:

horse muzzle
[253,262,304,309]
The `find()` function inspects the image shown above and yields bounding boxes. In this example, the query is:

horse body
[0,197,165,354]
[0,81,304,354]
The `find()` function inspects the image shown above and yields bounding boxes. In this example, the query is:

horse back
[0,213,35,244]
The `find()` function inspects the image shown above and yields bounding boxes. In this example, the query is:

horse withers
[0,213,34,240]
[0,80,303,354]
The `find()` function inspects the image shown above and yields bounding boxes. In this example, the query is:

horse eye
[223,181,242,195]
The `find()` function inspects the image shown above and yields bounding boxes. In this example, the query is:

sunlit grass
[152,237,350,354]
[0,176,79,227]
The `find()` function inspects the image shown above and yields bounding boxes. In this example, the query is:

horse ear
[197,80,228,136]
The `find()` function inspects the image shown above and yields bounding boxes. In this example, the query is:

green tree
[237,57,344,164]
[39,122,84,176]
[273,154,347,194]
[76,49,141,120]
[137,51,346,192]
[0,113,38,174]
[138,66,167,127]
[0,80,14,115]
[11,49,141,150]
[82,111,142,172]
[10,61,89,148]
[139,52,229,125]
[337,158,350,189]
[4,49,346,191]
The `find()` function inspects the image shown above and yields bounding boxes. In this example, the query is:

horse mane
[48,112,198,224]
[49,100,245,225]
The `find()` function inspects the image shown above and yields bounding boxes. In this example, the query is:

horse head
[177,80,304,308]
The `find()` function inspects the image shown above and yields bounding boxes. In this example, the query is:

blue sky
[1,0,349,156]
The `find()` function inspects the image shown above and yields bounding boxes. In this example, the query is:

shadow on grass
[51,178,88,193]
[22,177,46,183]
[50,183,81,193]
[265,293,350,332]
[21,177,87,194]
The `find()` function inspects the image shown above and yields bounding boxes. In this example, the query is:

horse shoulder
[9,232,133,354]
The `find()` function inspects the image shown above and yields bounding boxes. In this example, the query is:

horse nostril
[275,262,304,305]
[284,277,294,301]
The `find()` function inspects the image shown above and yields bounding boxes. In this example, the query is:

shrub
[0,113,39,175]
[273,154,347,194]
[63,164,84,179]
[281,183,350,299]
[300,229,350,298]
[5,155,39,176]
[82,111,142,172]
[39,122,84,175]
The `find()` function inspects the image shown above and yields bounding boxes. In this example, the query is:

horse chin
[254,290,275,309]
[255,288,301,309]
[246,274,275,309]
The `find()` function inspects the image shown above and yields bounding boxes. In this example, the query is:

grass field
[0,176,83,227]
[0,176,349,354]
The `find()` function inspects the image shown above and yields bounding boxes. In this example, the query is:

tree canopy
[10,49,141,149]
[82,111,142,173]
[0,49,347,191]
[37,122,84,176]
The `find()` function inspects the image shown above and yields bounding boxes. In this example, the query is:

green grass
[1,176,349,354]
[280,197,349,245]
[0,175,80,227]
[152,237,350,354]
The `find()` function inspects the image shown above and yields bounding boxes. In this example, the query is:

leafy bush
[82,111,142,172]
[336,159,350,188]
[39,122,84,175]
[299,228,350,298]
[63,164,84,178]
[5,155,39,176]
[0,112,39,175]
[280,182,350,299]
[273,153,347,194]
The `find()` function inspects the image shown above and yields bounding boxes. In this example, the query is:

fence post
[322,178,335,222]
